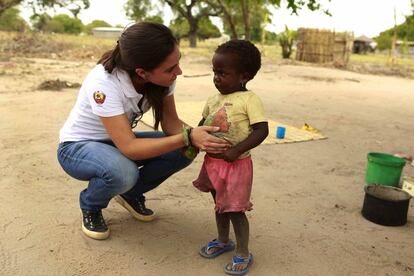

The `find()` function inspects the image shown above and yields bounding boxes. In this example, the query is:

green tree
[144,15,163,24]
[376,33,392,51]
[164,0,219,47]
[44,14,83,34]
[205,0,246,39]
[396,16,414,40]
[0,0,22,16]
[124,0,329,46]
[84,19,111,34]
[401,37,409,55]
[216,1,268,41]
[124,0,163,23]
[375,21,414,50]
[30,12,50,31]
[206,0,329,41]
[198,16,221,39]
[64,0,89,18]
[170,16,220,40]
[265,30,277,42]
[208,0,253,40]
[0,7,28,31]
[44,17,64,32]
[278,25,296,58]
[375,1,414,49]
[169,16,188,40]
[0,0,90,17]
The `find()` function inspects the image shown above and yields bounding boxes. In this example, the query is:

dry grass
[350,52,414,67]
[1,31,414,78]
[348,52,414,78]
[0,31,114,61]
[0,31,283,62]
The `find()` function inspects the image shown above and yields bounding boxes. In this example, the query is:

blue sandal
[199,239,235,259]
[224,254,253,275]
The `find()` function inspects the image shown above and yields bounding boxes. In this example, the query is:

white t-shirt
[59,64,175,142]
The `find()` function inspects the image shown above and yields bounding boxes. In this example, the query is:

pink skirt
[193,155,253,213]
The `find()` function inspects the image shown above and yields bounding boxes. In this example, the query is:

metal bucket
[361,185,411,226]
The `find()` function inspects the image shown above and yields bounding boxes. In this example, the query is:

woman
[57,22,230,240]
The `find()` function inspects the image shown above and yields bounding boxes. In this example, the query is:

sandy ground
[1,56,414,276]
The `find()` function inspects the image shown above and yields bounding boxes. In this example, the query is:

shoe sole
[80,211,110,240]
[81,224,110,240]
[114,195,156,222]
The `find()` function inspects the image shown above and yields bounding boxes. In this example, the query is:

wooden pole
[260,13,268,56]
[390,6,397,65]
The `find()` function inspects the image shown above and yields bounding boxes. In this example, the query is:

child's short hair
[215,40,261,80]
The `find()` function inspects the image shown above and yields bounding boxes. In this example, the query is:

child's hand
[222,147,241,162]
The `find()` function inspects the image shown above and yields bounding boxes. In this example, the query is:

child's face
[212,53,245,94]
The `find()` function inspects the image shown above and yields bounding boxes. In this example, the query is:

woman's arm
[101,114,185,160]
[100,113,231,160]
[160,94,182,135]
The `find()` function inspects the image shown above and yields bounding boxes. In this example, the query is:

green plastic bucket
[365,152,406,187]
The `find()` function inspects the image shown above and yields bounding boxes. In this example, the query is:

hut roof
[354,35,373,43]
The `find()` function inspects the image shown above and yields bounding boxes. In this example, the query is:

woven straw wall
[296,28,353,65]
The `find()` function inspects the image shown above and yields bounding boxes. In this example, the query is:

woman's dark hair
[215,39,261,80]
[98,22,178,129]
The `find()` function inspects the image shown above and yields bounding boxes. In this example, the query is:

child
[193,40,269,275]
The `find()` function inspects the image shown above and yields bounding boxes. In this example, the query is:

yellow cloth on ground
[402,176,414,197]
[141,101,327,145]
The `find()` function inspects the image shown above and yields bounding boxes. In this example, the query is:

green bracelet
[187,127,193,146]
[183,145,198,159]
[182,126,190,147]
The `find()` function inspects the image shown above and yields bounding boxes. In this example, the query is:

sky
[20,0,413,38]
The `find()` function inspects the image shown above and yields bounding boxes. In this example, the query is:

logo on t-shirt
[93,91,106,104]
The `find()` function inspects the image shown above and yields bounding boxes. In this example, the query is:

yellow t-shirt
[202,91,267,158]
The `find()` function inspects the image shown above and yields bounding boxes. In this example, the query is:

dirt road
[1,56,413,275]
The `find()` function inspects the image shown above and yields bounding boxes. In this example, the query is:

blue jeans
[57,131,192,211]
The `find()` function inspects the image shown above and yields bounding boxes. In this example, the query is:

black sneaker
[114,195,155,221]
[81,209,110,240]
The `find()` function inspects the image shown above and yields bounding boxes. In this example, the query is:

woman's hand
[191,126,231,153]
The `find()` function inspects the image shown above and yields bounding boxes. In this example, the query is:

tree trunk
[165,0,198,47]
[188,17,198,48]
[241,0,251,40]
[228,17,238,39]
[390,6,397,65]
[188,31,197,48]
[260,12,268,56]
[215,0,238,39]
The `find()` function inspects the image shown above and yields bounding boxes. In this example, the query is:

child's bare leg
[224,212,250,273]
[216,212,231,243]
[210,190,231,243]
[203,190,232,257]
[229,212,249,257]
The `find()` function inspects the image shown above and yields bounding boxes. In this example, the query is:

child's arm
[222,122,269,162]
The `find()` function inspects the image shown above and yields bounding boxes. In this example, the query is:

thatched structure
[296,28,353,66]
[353,35,374,54]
